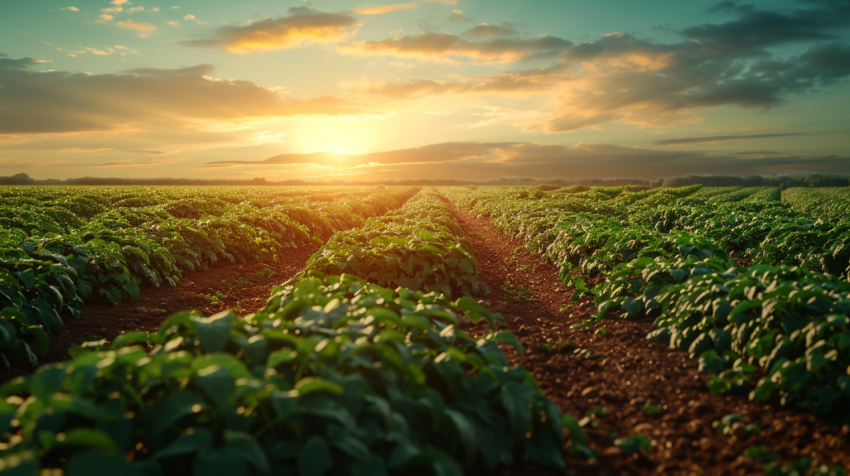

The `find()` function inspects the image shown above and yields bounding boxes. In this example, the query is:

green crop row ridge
[0,272,575,475]
[0,186,417,367]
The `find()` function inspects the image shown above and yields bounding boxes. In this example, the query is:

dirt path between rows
[445,199,850,476]
[0,245,317,383]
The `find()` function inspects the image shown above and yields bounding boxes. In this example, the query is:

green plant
[0,273,569,474]
[642,404,663,416]
[614,434,651,456]
[225,277,250,286]
[302,189,488,298]
[502,283,534,302]
[532,339,573,355]
[254,267,275,280]
[203,292,226,303]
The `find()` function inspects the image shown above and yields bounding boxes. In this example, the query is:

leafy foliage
[302,188,488,298]
[0,273,566,475]
[443,185,850,421]
[0,186,417,367]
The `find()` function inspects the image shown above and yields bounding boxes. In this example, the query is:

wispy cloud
[651,133,801,146]
[338,33,573,63]
[116,20,158,32]
[350,3,419,15]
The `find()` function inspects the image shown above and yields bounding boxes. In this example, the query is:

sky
[0,0,848,181]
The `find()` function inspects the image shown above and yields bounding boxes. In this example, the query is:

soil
[0,245,318,383]
[444,199,850,476]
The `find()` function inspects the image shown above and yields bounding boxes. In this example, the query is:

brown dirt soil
[0,245,317,383]
[445,200,850,476]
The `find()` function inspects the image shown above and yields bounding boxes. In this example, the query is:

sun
[294,121,378,155]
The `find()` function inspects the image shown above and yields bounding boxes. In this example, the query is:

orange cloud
[116,20,158,32]
[351,3,419,14]
[0,59,377,135]
[182,8,361,53]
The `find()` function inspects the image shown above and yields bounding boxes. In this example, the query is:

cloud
[166,20,182,26]
[351,3,419,14]
[182,8,361,53]
[150,7,160,12]
[116,20,158,32]
[128,6,144,13]
[205,140,850,179]
[0,156,71,168]
[524,10,850,133]
[111,0,129,5]
[338,32,573,63]
[652,133,801,146]
[60,6,79,12]
[100,14,114,21]
[347,64,570,97]
[84,47,113,56]
[331,2,850,134]
[0,57,373,135]
[95,157,184,167]
[461,23,517,40]
[450,9,471,23]
[184,14,195,20]
[680,3,849,57]
[706,1,738,13]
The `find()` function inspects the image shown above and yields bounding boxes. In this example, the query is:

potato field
[0,184,849,476]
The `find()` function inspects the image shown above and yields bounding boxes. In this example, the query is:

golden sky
[0,0,848,180]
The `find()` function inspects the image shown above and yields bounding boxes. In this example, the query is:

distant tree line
[2,171,848,188]
[653,174,850,189]
[0,173,35,185]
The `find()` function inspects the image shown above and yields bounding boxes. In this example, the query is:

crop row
[300,188,488,298]
[782,187,850,222]
[0,186,417,367]
[0,187,580,474]
[443,185,850,420]
[0,273,575,474]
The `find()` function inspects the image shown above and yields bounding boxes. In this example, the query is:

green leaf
[17,269,36,290]
[193,449,248,476]
[153,429,213,460]
[28,326,48,358]
[193,311,234,353]
[295,377,344,396]
[67,451,143,476]
[446,409,478,468]
[122,281,140,300]
[297,436,332,476]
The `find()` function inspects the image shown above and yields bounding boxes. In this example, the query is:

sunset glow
[0,0,848,181]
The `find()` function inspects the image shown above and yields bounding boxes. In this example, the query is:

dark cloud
[530,3,850,133]
[707,1,740,13]
[680,2,850,56]
[338,33,573,62]
[651,133,801,146]
[462,23,518,40]
[182,8,361,53]
[0,59,367,134]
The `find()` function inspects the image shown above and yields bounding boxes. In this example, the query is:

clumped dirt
[0,245,317,383]
[446,200,850,476]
